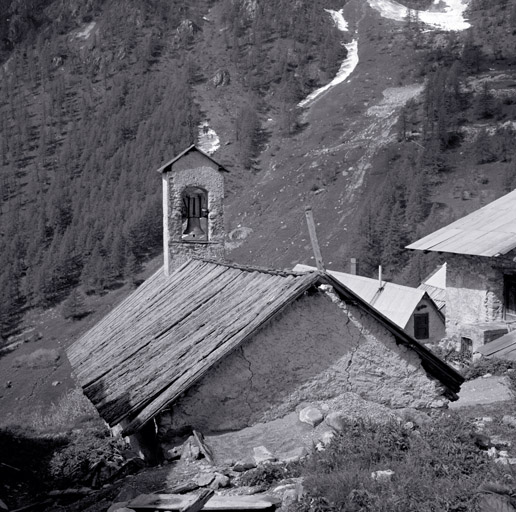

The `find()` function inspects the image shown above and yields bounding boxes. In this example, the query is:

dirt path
[449,375,513,409]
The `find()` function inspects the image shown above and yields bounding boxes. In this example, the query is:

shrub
[297,415,511,512]
[462,358,516,381]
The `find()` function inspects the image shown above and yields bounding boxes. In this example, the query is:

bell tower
[158,145,228,275]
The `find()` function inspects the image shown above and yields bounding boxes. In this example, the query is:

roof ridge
[192,257,316,278]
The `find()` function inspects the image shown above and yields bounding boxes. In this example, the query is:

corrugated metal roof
[406,190,516,256]
[476,330,516,361]
[67,259,463,435]
[294,264,427,329]
[418,264,446,312]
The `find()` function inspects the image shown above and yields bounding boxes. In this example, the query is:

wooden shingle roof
[406,190,516,256]
[156,144,229,174]
[67,259,463,436]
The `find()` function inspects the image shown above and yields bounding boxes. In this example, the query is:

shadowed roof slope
[406,190,516,256]
[67,259,463,436]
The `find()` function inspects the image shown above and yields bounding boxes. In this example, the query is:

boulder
[211,69,230,87]
[320,431,335,446]
[371,469,394,482]
[299,406,323,427]
[280,446,308,463]
[180,437,201,462]
[194,472,215,487]
[502,415,516,428]
[253,446,277,464]
[233,459,257,472]
[210,473,230,489]
[325,411,346,432]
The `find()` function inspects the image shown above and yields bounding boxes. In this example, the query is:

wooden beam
[304,206,325,272]
[193,430,215,465]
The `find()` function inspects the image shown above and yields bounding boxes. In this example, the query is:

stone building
[294,264,445,344]
[67,145,463,463]
[407,189,516,354]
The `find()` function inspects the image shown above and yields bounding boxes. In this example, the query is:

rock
[371,469,394,482]
[281,446,308,463]
[194,472,215,487]
[210,473,230,489]
[325,411,346,432]
[52,380,61,386]
[211,69,230,87]
[114,486,140,503]
[403,421,415,430]
[495,457,509,465]
[507,458,516,465]
[482,373,492,378]
[396,408,432,427]
[282,489,299,509]
[164,446,182,461]
[499,450,509,458]
[233,459,257,472]
[181,437,201,462]
[473,433,492,450]
[487,447,498,459]
[253,446,277,464]
[320,431,335,447]
[5,381,11,389]
[502,415,516,428]
[299,406,323,427]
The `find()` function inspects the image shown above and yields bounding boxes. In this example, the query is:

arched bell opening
[181,186,208,241]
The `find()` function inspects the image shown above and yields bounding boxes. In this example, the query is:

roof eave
[156,144,230,174]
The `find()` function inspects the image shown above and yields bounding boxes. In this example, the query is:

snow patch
[198,122,220,155]
[76,21,96,40]
[299,40,358,108]
[367,0,470,31]
[324,8,348,32]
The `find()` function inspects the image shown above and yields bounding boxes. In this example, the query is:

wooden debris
[48,487,94,497]
[193,430,215,465]
[128,489,214,511]
[128,492,278,511]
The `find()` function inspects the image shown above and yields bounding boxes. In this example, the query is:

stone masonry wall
[158,289,446,436]
[446,254,516,339]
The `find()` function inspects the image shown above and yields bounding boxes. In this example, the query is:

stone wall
[157,289,446,438]
[446,253,516,342]
[163,151,225,274]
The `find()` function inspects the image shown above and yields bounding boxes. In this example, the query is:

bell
[183,217,206,239]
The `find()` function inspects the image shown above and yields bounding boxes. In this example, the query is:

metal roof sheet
[406,189,516,256]
[294,264,427,329]
[476,330,516,361]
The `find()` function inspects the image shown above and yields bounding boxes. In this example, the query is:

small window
[414,313,429,340]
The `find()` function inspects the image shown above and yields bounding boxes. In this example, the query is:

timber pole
[304,206,326,272]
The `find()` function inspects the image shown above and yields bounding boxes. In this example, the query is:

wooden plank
[193,430,215,465]
[128,493,277,511]
[75,261,228,385]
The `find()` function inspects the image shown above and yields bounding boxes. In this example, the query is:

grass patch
[296,414,516,512]
[26,388,101,432]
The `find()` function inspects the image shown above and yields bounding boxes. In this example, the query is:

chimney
[350,258,359,275]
